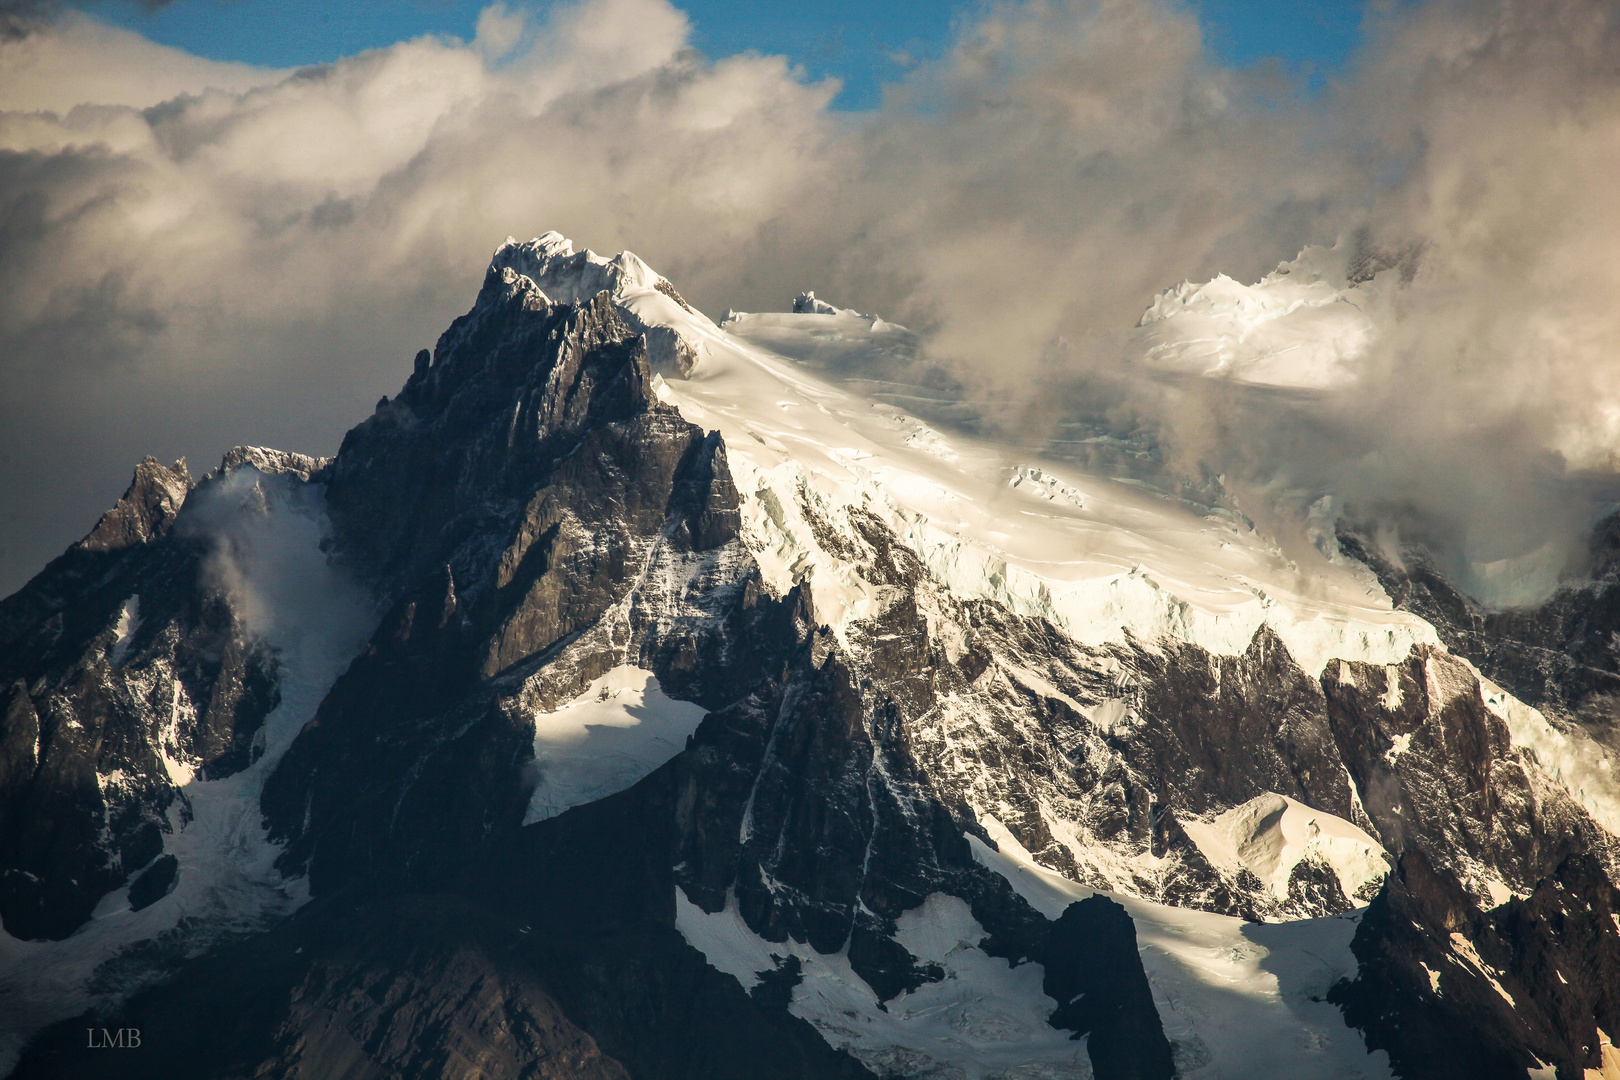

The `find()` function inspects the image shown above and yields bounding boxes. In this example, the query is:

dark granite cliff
[2,251,1617,1079]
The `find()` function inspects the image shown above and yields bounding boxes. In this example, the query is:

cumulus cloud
[1129,0,1620,595]
[0,9,260,106]
[807,0,1620,602]
[0,0,838,589]
[0,0,1616,606]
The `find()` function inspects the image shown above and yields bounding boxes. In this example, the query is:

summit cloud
[1,0,1617,599]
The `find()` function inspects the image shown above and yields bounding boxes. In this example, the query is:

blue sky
[83,0,1370,110]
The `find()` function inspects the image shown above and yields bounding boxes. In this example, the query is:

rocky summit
[2,235,1618,1080]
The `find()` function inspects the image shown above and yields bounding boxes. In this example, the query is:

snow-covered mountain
[1133,239,1417,390]
[2,234,1618,1080]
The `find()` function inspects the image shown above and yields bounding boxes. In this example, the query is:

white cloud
[0,12,282,112]
[0,0,1617,600]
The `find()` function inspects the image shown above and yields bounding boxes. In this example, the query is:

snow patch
[1381,666,1403,712]
[971,814,1393,1080]
[522,666,707,825]
[158,679,194,787]
[1087,698,1131,735]
[1177,793,1387,903]
[107,595,140,667]
[1588,1028,1620,1080]
[999,660,1088,718]
[674,887,1093,1079]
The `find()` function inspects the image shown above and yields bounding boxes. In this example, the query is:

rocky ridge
[0,237,1617,1078]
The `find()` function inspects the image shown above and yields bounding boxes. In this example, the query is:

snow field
[642,292,1437,677]
[522,665,708,825]
[675,888,1094,1080]
[672,809,1395,1080]
[971,816,1394,1080]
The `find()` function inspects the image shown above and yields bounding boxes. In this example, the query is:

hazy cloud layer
[1,0,1617,602]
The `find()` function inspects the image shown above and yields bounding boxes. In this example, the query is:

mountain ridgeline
[2,237,1618,1080]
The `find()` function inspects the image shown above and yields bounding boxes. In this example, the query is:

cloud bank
[1,0,1617,603]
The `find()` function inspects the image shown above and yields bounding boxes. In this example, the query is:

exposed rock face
[259,268,757,895]
[833,515,1605,923]
[1043,897,1176,1080]
[1331,849,1620,1080]
[250,264,1172,1077]
[4,244,1618,1079]
[1338,518,1620,748]
[1321,647,1608,898]
[1320,520,1620,1076]
[14,892,635,1080]
[0,455,300,940]
[0,456,191,649]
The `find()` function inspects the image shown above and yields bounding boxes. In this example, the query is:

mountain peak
[487,232,706,376]
[1133,239,1406,390]
[77,456,192,555]
[214,446,330,483]
[6,228,1619,1080]
[491,232,675,307]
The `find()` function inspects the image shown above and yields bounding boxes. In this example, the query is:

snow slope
[489,234,1439,683]
[487,234,1437,681]
[1176,793,1387,903]
[532,227,1615,861]
[674,811,1393,1080]
[676,888,1095,1080]
[971,816,1394,1080]
[614,276,1439,678]
[479,234,1620,1076]
[1134,242,1397,390]
[522,665,708,825]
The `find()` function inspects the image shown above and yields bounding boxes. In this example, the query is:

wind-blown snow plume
[0,462,376,1074]
[176,466,373,652]
[1,0,1618,601]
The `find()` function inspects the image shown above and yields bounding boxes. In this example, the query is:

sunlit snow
[522,665,708,825]
[626,275,1440,678]
[971,815,1395,1080]
[1134,242,1395,390]
[1176,793,1387,902]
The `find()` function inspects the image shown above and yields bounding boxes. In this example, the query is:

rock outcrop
[3,240,1617,1079]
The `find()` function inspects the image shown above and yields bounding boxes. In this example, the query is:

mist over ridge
[2,0,1618,602]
